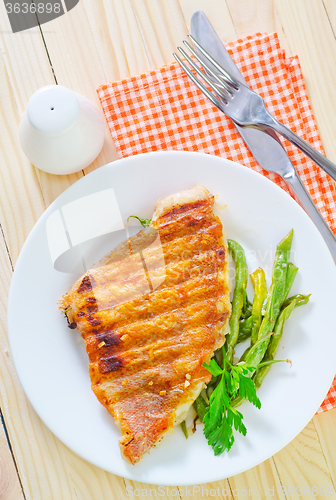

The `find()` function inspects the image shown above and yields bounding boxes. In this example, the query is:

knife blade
[191,10,290,172]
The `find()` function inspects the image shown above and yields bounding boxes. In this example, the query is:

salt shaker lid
[27,85,80,136]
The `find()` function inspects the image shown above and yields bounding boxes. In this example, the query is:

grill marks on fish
[76,269,227,359]
[77,275,93,294]
[99,355,124,374]
[71,247,225,327]
[159,199,210,226]
[61,186,231,465]
[86,297,227,369]
[95,331,121,347]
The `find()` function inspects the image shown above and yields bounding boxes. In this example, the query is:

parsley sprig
[202,347,261,456]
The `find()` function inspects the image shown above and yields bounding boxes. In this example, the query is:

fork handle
[283,168,336,262]
[270,118,336,182]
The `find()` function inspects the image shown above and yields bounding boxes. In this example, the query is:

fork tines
[173,34,239,109]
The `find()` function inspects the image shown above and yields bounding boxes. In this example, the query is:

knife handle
[283,169,336,263]
[271,118,336,182]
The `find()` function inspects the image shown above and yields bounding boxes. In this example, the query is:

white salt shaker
[19,85,105,175]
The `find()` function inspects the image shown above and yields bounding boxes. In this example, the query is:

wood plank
[62,447,126,500]
[229,459,285,499]
[0,224,77,499]
[26,0,129,180]
[225,0,290,53]
[0,6,54,116]
[0,9,47,263]
[314,408,336,486]
[34,0,191,182]
[124,481,181,500]
[274,0,336,163]
[132,0,187,67]
[0,2,83,211]
[0,38,81,255]
[0,415,24,500]
[0,15,87,499]
[178,480,233,499]
[323,0,336,35]
[178,0,237,42]
[272,419,335,497]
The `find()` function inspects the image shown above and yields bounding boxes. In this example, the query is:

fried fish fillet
[60,185,231,464]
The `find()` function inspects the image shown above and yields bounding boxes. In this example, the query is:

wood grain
[0,28,45,263]
[179,0,237,43]
[0,418,24,500]
[314,408,336,486]
[273,419,336,497]
[0,1,83,212]
[0,190,78,499]
[0,1,336,499]
[178,479,233,500]
[275,0,336,163]
[323,0,336,35]
[228,459,285,499]
[225,0,290,53]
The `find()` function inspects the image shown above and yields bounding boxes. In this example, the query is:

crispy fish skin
[60,185,231,465]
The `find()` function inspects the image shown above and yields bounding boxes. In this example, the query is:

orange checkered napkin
[97,32,336,414]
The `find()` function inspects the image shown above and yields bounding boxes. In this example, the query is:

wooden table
[1,1,336,498]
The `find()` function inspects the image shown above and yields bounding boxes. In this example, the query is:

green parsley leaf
[237,372,261,409]
[230,407,247,435]
[203,359,223,378]
[202,346,261,455]
[206,409,234,455]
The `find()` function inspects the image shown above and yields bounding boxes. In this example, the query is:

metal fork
[173,35,336,182]
[173,35,336,262]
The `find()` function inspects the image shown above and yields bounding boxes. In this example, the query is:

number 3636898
[5,3,62,14]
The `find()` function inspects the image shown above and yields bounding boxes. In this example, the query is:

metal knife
[191,10,336,262]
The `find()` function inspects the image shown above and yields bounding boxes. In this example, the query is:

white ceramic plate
[8,151,336,486]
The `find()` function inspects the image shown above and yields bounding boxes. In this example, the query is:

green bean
[241,289,252,319]
[244,288,253,310]
[181,420,188,439]
[261,296,267,316]
[237,316,253,343]
[205,375,220,399]
[244,230,293,368]
[260,262,297,318]
[284,263,298,300]
[250,268,267,345]
[240,307,252,319]
[206,373,224,399]
[230,394,243,408]
[239,344,250,363]
[281,294,308,310]
[214,347,223,369]
[203,349,224,397]
[226,240,248,363]
[253,294,310,388]
[238,269,267,362]
[193,394,208,422]
[239,316,253,334]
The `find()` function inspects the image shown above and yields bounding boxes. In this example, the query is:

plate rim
[7,150,336,485]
